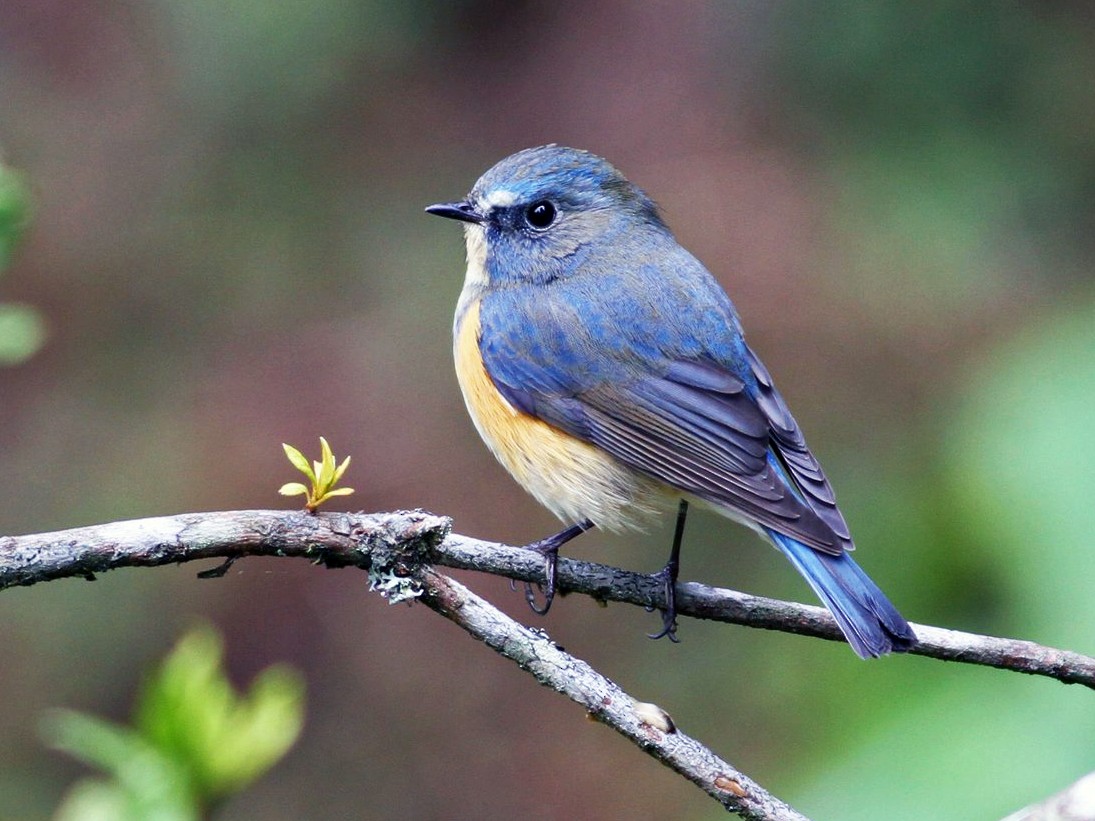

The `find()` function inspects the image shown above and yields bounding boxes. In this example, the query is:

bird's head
[427,145,664,286]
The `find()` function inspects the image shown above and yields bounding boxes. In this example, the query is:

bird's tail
[767,529,916,658]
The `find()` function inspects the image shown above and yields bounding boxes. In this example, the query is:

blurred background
[1,2,1094,818]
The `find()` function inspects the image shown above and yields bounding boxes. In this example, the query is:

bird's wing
[480,297,852,555]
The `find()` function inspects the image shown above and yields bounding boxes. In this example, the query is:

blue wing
[475,244,914,657]
[478,276,852,556]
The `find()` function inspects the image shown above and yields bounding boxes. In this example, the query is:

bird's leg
[520,518,594,615]
[648,499,688,642]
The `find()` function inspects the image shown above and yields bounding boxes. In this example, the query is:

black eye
[524,200,557,230]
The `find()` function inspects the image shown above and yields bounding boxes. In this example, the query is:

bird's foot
[522,539,560,615]
[646,499,687,642]
[515,519,594,616]
[646,560,680,642]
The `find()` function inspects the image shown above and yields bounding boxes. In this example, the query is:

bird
[426,145,916,658]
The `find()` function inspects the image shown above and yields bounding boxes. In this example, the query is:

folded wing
[485,333,853,555]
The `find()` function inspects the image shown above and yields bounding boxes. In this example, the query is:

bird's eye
[524,200,557,230]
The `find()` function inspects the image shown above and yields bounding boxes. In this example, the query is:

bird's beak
[425,200,486,225]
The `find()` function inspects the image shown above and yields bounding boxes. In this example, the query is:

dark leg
[648,499,688,642]
[197,556,238,579]
[521,518,594,615]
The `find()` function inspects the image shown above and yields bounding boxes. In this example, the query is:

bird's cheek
[463,225,489,275]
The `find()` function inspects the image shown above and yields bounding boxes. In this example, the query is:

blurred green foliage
[0,162,44,364]
[786,300,1095,821]
[159,0,438,121]
[758,7,1095,818]
[775,4,1095,313]
[947,302,1095,645]
[0,164,30,271]
[42,626,305,821]
[784,304,1095,821]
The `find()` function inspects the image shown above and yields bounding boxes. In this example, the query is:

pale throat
[454,223,489,327]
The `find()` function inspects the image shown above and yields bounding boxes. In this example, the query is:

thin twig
[6,508,1095,818]
[0,508,809,819]
[1,509,1093,694]
[439,533,1095,688]
[415,566,807,820]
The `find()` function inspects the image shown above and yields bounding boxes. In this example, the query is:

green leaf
[332,455,351,485]
[281,443,314,482]
[318,436,336,486]
[55,777,198,821]
[316,487,355,504]
[277,482,308,497]
[135,628,230,790]
[54,779,134,821]
[134,625,305,801]
[199,664,305,792]
[0,302,45,365]
[42,710,197,821]
[281,438,354,508]
[0,164,30,272]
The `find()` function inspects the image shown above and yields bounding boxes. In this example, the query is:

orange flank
[454,299,667,531]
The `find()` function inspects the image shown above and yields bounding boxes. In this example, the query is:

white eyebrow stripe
[482,189,518,208]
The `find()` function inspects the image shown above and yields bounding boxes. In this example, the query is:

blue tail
[767,529,916,658]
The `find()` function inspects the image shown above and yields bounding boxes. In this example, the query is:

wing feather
[478,287,853,555]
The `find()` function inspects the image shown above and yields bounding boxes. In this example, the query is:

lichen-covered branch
[6,508,1095,817]
[439,533,1095,689]
[414,566,808,820]
[2,509,1094,696]
[0,508,809,819]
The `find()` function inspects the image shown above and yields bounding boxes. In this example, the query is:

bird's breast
[453,296,669,530]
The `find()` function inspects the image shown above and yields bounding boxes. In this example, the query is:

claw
[522,540,558,614]
[197,556,237,579]
[517,519,593,616]
[647,563,680,642]
[647,500,687,642]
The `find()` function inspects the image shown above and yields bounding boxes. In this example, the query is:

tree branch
[415,566,807,819]
[0,508,812,819]
[5,509,1095,817]
[2,510,1093,692]
[440,532,1095,688]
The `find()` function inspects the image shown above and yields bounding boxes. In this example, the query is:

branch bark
[416,566,807,820]
[2,509,1093,690]
[2,509,1094,818]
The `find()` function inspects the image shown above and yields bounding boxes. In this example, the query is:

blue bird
[426,145,916,658]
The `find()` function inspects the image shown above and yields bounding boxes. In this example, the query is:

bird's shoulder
[479,236,745,378]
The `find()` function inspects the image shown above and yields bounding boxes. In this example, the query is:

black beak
[425,200,485,225]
